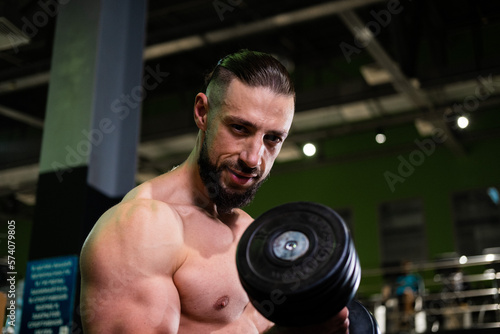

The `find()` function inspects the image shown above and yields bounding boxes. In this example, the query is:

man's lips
[227,167,258,186]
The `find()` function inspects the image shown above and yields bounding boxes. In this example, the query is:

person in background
[395,260,423,328]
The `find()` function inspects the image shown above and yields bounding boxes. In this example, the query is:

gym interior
[1,0,500,333]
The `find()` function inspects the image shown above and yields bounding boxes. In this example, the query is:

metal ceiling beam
[338,10,466,156]
[339,10,432,109]
[0,71,50,94]
[0,164,39,195]
[0,0,384,95]
[0,104,44,128]
[145,0,385,59]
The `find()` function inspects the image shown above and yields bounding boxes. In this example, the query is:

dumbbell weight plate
[347,299,380,334]
[236,201,361,326]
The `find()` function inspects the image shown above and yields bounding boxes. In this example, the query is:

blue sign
[20,255,78,334]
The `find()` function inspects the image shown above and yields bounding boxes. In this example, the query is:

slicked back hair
[205,50,295,111]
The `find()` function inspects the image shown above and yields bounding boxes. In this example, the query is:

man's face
[198,79,295,212]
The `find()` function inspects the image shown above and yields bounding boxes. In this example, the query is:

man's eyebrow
[225,115,256,129]
[225,115,288,138]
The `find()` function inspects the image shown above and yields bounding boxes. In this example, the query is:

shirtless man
[80,50,349,333]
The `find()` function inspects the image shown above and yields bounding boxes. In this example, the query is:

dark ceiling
[1,0,500,199]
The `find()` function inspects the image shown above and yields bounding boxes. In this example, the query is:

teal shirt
[396,274,421,296]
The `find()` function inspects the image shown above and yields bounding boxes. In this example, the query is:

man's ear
[194,93,209,131]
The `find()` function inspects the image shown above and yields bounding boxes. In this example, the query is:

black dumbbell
[236,201,379,333]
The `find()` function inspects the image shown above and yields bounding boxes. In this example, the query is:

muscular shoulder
[80,198,187,333]
[234,208,254,228]
[81,198,186,282]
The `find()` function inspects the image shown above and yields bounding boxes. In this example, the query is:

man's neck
[179,148,222,217]
[180,132,239,219]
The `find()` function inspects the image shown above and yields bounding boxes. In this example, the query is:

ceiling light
[302,143,316,157]
[375,128,386,144]
[457,116,469,129]
[375,133,386,144]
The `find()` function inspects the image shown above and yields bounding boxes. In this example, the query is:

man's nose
[240,136,264,169]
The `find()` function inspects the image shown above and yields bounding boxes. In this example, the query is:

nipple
[213,295,230,311]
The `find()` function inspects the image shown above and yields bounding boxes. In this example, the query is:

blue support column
[31,0,147,260]
[27,0,147,331]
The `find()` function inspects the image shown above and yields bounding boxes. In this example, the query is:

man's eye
[265,134,282,144]
[231,124,246,133]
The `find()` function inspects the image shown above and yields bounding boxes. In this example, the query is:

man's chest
[173,215,251,324]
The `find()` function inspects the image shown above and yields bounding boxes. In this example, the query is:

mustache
[225,160,261,178]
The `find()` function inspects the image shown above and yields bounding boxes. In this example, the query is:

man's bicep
[79,200,185,333]
[81,275,181,334]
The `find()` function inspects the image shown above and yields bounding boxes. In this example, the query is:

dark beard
[197,140,268,213]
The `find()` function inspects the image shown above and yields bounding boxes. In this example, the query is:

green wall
[245,119,500,275]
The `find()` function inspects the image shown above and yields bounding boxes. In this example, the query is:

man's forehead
[221,95,294,123]
[229,82,294,108]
